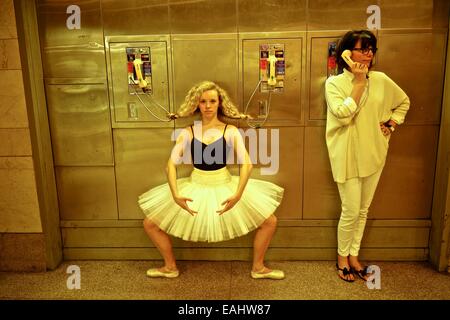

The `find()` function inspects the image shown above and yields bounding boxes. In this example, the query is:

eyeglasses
[352,47,377,55]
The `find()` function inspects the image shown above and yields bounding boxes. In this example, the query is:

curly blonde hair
[168,81,248,120]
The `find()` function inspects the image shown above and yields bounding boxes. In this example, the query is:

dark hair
[335,30,377,74]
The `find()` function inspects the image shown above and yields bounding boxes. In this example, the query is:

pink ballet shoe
[251,267,285,280]
[146,268,179,278]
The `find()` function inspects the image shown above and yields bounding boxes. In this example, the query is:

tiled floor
[1,260,449,300]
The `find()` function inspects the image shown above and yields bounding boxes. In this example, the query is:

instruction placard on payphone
[259,44,285,93]
[327,42,338,77]
[127,47,153,94]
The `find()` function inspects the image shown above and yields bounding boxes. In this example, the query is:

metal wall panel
[379,0,434,29]
[114,128,175,219]
[303,125,439,219]
[249,127,303,219]
[45,84,113,165]
[33,0,449,261]
[41,45,106,79]
[37,0,105,78]
[102,0,170,36]
[303,126,340,219]
[56,167,118,220]
[241,34,304,124]
[377,31,447,124]
[431,0,450,28]
[308,0,375,31]
[61,225,430,248]
[238,0,307,32]
[107,37,173,127]
[172,34,238,112]
[370,125,439,219]
[308,34,341,120]
[169,0,237,34]
[63,247,429,261]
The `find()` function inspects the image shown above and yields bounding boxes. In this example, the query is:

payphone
[327,42,338,77]
[244,43,286,128]
[127,47,153,94]
[259,44,285,92]
[125,46,172,122]
[106,36,173,126]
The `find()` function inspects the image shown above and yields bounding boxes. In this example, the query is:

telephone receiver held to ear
[341,50,355,68]
[342,49,369,79]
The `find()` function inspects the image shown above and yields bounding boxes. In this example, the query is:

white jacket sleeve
[385,75,410,125]
[325,78,359,126]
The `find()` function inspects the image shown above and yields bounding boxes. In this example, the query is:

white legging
[336,168,383,257]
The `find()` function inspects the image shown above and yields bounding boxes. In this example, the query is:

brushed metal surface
[61,225,429,248]
[37,0,105,78]
[249,126,303,219]
[45,84,113,165]
[56,166,118,220]
[380,0,434,29]
[169,0,237,34]
[308,0,375,31]
[377,31,447,124]
[37,0,102,46]
[172,34,238,112]
[62,247,430,261]
[107,37,172,126]
[102,0,170,36]
[371,124,439,219]
[303,126,341,219]
[241,35,303,124]
[431,0,450,28]
[41,45,105,79]
[32,0,446,255]
[238,0,307,32]
[114,128,175,219]
[308,34,341,120]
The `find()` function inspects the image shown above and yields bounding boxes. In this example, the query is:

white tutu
[138,167,284,242]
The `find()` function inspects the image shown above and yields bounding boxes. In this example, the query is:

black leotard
[190,125,229,171]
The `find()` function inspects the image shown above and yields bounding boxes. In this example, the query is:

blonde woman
[139,81,284,279]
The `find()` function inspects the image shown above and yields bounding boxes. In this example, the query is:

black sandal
[336,263,355,282]
[351,266,370,281]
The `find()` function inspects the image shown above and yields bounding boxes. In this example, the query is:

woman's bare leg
[252,215,277,272]
[143,218,178,271]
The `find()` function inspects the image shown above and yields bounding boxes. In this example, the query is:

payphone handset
[341,50,355,68]
[243,43,285,128]
[341,49,369,80]
[125,47,172,122]
[133,58,148,89]
[267,54,277,86]
[127,47,152,94]
[340,50,370,108]
[259,44,284,93]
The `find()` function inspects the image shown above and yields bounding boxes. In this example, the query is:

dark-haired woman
[325,30,410,282]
